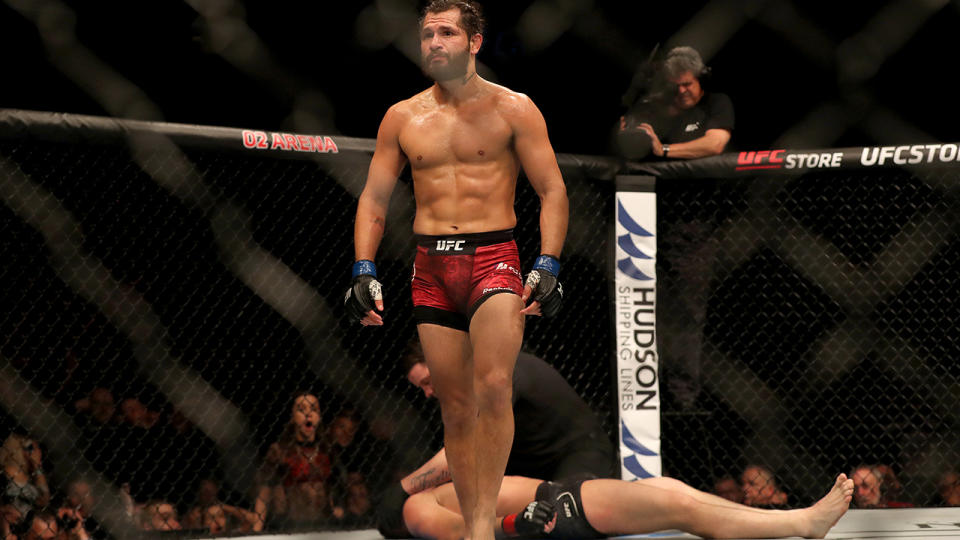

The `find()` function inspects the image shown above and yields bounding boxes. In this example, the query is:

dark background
[1,0,955,155]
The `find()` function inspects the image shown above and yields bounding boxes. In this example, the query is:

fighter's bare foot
[805,474,854,538]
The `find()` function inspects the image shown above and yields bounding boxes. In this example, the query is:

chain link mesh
[1,124,959,539]
[0,130,616,536]
[656,168,960,508]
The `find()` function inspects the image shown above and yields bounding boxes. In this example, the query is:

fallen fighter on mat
[377,472,854,539]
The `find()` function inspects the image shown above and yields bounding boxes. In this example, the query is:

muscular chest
[400,106,512,168]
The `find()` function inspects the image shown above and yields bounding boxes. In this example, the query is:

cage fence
[1,114,959,540]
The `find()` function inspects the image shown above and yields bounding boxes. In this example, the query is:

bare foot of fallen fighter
[804,473,854,538]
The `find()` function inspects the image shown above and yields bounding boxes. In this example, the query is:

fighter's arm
[503,93,568,259]
[502,93,569,315]
[348,104,409,325]
[403,492,549,540]
[401,448,451,495]
[403,492,468,540]
[354,103,409,261]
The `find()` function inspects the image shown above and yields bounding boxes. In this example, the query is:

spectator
[64,478,95,518]
[874,464,912,507]
[1,493,24,540]
[183,478,219,529]
[399,339,616,495]
[183,477,259,533]
[712,473,743,503]
[117,397,159,429]
[332,475,373,528]
[21,511,59,540]
[198,503,259,535]
[741,464,788,508]
[54,506,91,540]
[75,388,131,497]
[137,500,181,531]
[850,464,913,508]
[327,411,368,514]
[162,405,220,508]
[328,410,364,476]
[62,477,107,539]
[1,434,50,515]
[254,392,333,530]
[327,408,400,508]
[74,388,118,429]
[937,469,960,507]
[362,413,412,492]
[617,45,733,161]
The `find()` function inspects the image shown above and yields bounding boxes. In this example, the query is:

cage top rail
[2,109,957,179]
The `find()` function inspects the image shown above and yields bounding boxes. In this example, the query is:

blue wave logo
[621,419,657,478]
[616,199,654,280]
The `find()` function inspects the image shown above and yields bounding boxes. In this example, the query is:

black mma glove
[524,254,563,317]
[501,500,556,537]
[344,260,383,322]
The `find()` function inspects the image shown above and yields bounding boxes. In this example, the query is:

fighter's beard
[423,50,471,82]
[428,66,475,85]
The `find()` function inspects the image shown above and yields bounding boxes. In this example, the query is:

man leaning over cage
[617,45,733,161]
[617,45,734,415]
[344,1,568,539]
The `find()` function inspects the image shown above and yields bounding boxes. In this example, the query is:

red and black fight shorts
[411,229,523,331]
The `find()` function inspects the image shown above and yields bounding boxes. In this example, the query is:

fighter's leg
[417,323,477,534]
[640,476,753,511]
[466,293,525,540]
[582,474,853,539]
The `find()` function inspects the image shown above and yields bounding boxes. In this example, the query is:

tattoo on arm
[412,467,451,492]
[371,216,385,229]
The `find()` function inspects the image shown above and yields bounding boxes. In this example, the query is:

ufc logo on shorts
[436,240,465,251]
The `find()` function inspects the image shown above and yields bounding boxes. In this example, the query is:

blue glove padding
[524,255,563,317]
[344,260,383,322]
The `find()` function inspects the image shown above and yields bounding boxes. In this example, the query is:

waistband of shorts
[415,229,514,248]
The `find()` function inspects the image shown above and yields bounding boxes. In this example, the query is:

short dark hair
[375,483,412,539]
[419,0,486,38]
[401,338,426,375]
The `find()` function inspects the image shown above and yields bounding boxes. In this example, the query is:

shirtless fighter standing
[345,1,568,540]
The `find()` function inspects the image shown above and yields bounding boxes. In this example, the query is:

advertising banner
[613,176,661,480]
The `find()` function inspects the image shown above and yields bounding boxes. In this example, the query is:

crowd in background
[709,463,960,510]
[2,380,959,539]
[1,387,405,538]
